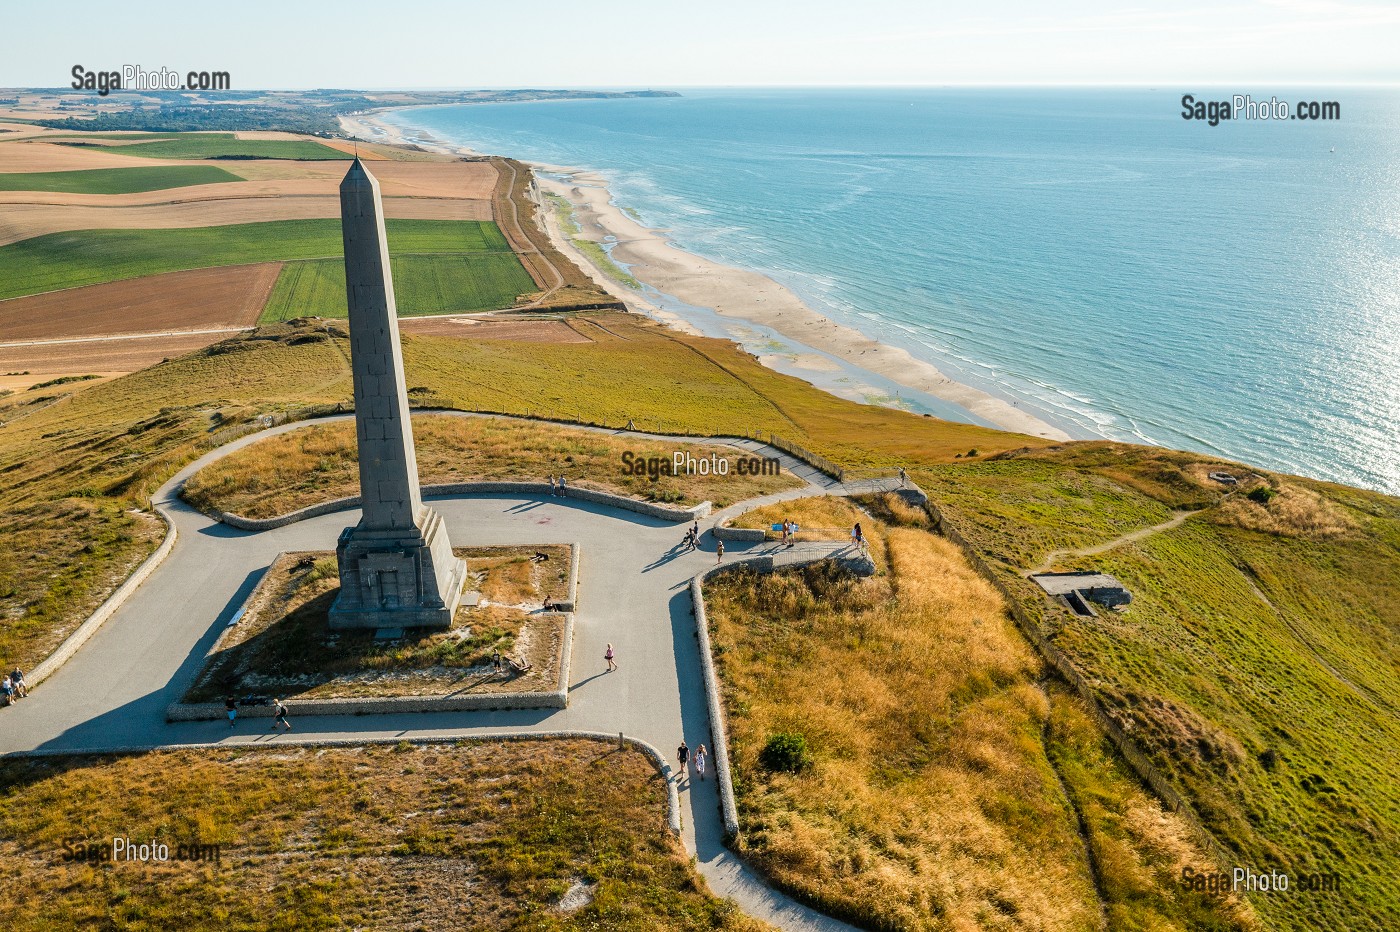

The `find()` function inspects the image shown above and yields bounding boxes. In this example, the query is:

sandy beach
[342,111,1070,441]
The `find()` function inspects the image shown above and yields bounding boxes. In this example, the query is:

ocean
[385,88,1400,496]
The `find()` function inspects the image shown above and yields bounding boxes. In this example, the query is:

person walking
[898,466,908,488]
[492,649,504,675]
[676,741,690,781]
[271,698,291,732]
[694,743,708,781]
[9,667,25,699]
[224,695,238,729]
[852,522,865,552]
[692,521,700,545]
[716,539,725,564]
[605,643,617,672]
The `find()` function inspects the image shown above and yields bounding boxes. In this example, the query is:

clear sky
[6,0,1399,88]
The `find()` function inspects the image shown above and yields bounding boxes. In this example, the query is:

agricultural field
[0,164,241,194]
[50,132,350,161]
[703,501,1254,931]
[260,253,536,320]
[0,218,522,300]
[0,742,761,930]
[0,264,279,342]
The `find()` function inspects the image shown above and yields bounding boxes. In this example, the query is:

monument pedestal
[329,506,466,630]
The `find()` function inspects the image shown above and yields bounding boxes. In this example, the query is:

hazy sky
[7,0,1399,88]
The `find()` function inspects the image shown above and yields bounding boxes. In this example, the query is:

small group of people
[491,649,531,676]
[778,517,796,547]
[676,740,709,782]
[1,667,27,706]
[546,474,569,496]
[222,695,291,732]
[682,520,702,551]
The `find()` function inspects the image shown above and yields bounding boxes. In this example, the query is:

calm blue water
[387,89,1400,495]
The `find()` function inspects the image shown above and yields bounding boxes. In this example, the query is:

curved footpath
[0,413,903,930]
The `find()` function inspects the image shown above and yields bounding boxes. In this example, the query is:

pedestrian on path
[852,522,865,552]
[9,668,25,699]
[676,741,690,780]
[694,743,708,781]
[271,698,291,732]
[224,695,238,729]
[558,475,568,495]
[716,540,725,564]
[492,649,504,675]
[899,467,908,488]
[1,675,13,706]
[692,520,700,544]
[547,474,557,496]
[605,643,617,672]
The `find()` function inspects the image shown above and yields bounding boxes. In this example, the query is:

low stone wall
[0,731,681,837]
[200,482,709,531]
[690,564,757,840]
[713,524,767,542]
[29,508,178,690]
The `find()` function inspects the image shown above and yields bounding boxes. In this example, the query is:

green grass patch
[0,165,242,194]
[0,742,764,930]
[0,219,517,301]
[51,132,348,160]
[259,253,536,321]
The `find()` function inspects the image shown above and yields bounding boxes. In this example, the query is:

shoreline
[341,109,1071,441]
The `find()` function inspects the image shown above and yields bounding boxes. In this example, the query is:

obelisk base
[328,507,466,631]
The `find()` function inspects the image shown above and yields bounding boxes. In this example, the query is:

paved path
[0,415,878,931]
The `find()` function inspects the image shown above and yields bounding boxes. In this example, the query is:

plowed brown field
[0,264,280,341]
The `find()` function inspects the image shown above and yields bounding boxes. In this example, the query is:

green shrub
[1246,485,1277,504]
[759,733,812,773]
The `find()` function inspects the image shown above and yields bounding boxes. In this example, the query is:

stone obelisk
[328,159,465,630]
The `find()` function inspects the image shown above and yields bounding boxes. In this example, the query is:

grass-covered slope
[703,500,1255,931]
[0,165,242,193]
[0,219,525,301]
[0,741,764,930]
[918,444,1400,931]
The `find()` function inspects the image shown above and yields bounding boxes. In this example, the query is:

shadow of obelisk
[328,158,466,630]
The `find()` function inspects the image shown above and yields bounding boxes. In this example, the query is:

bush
[1246,485,1277,505]
[760,733,812,773]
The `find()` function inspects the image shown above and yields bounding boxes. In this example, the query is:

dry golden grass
[0,741,766,931]
[706,521,1254,931]
[1214,482,1356,539]
[182,414,803,518]
[0,140,185,172]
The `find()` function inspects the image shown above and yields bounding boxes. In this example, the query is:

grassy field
[184,546,570,702]
[181,414,804,518]
[703,502,1254,931]
[258,253,536,320]
[0,165,242,194]
[0,219,520,300]
[0,742,764,930]
[51,132,350,160]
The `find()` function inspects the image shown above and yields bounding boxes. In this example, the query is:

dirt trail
[1023,509,1203,577]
